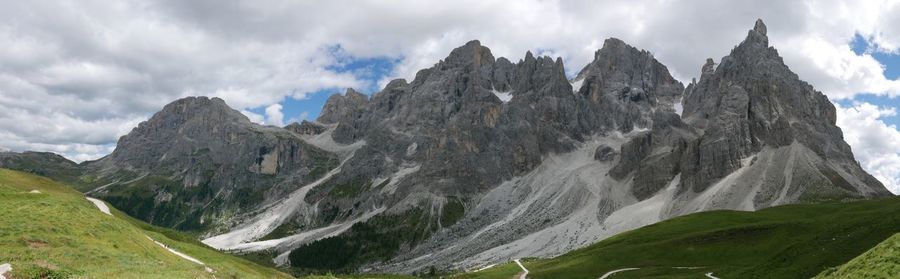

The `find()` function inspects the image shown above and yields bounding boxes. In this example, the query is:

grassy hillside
[458,197,900,279]
[300,275,416,279]
[0,168,293,279]
[0,152,90,190]
[815,232,900,278]
[453,262,528,279]
[4,166,895,279]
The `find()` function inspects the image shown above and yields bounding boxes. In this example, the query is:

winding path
[705,272,720,279]
[598,268,640,279]
[514,259,528,279]
[0,263,11,279]
[473,263,496,272]
[146,236,215,273]
[84,195,214,273]
[85,197,111,215]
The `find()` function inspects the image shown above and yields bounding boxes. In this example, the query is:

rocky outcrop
[367,20,890,273]
[576,38,685,131]
[674,19,888,199]
[285,120,326,135]
[594,145,617,161]
[318,88,369,125]
[86,97,339,231]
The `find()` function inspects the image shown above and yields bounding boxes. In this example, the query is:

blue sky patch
[249,47,402,124]
[836,94,900,127]
[843,35,900,127]
[850,34,900,79]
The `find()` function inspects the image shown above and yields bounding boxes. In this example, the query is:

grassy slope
[300,275,416,279]
[458,197,900,279]
[0,168,293,279]
[815,232,900,278]
[453,262,527,279]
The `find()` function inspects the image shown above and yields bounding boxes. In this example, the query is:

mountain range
[0,19,892,275]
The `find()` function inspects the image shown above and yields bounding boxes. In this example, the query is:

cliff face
[86,96,339,231]
[319,38,685,198]
[2,19,890,274]
[675,20,888,203]
[276,20,886,272]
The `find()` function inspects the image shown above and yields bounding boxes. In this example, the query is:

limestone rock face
[576,38,685,131]
[314,39,683,200]
[87,97,339,231]
[318,88,369,125]
[372,21,889,272]
[285,120,326,136]
[593,145,617,161]
[674,19,887,198]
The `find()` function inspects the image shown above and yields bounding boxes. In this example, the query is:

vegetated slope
[458,196,900,279]
[0,151,90,191]
[0,168,292,279]
[299,275,416,279]
[89,97,341,233]
[815,232,900,278]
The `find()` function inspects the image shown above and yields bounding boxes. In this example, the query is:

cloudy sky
[1,0,899,193]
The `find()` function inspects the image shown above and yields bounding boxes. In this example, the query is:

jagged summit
[317,88,368,124]
[678,19,888,198]
[91,94,338,230]
[738,18,772,52]
[442,40,495,68]
[150,96,248,123]
[701,58,717,74]
[754,18,767,36]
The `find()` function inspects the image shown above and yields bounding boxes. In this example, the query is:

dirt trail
[598,268,640,279]
[85,197,111,215]
[514,259,528,279]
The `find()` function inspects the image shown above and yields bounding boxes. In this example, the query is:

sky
[1,0,900,193]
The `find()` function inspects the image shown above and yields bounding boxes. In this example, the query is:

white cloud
[241,104,288,127]
[867,1,900,52]
[240,110,265,125]
[836,102,900,194]
[264,104,285,127]
[779,36,900,99]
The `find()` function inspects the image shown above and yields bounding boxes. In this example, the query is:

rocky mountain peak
[597,38,631,56]
[701,58,717,74]
[443,40,495,69]
[740,18,770,50]
[677,19,887,197]
[106,96,248,168]
[90,94,339,231]
[754,18,767,36]
[317,88,369,124]
[110,97,251,155]
[577,37,672,83]
[156,96,249,124]
[344,87,367,100]
[574,37,684,130]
